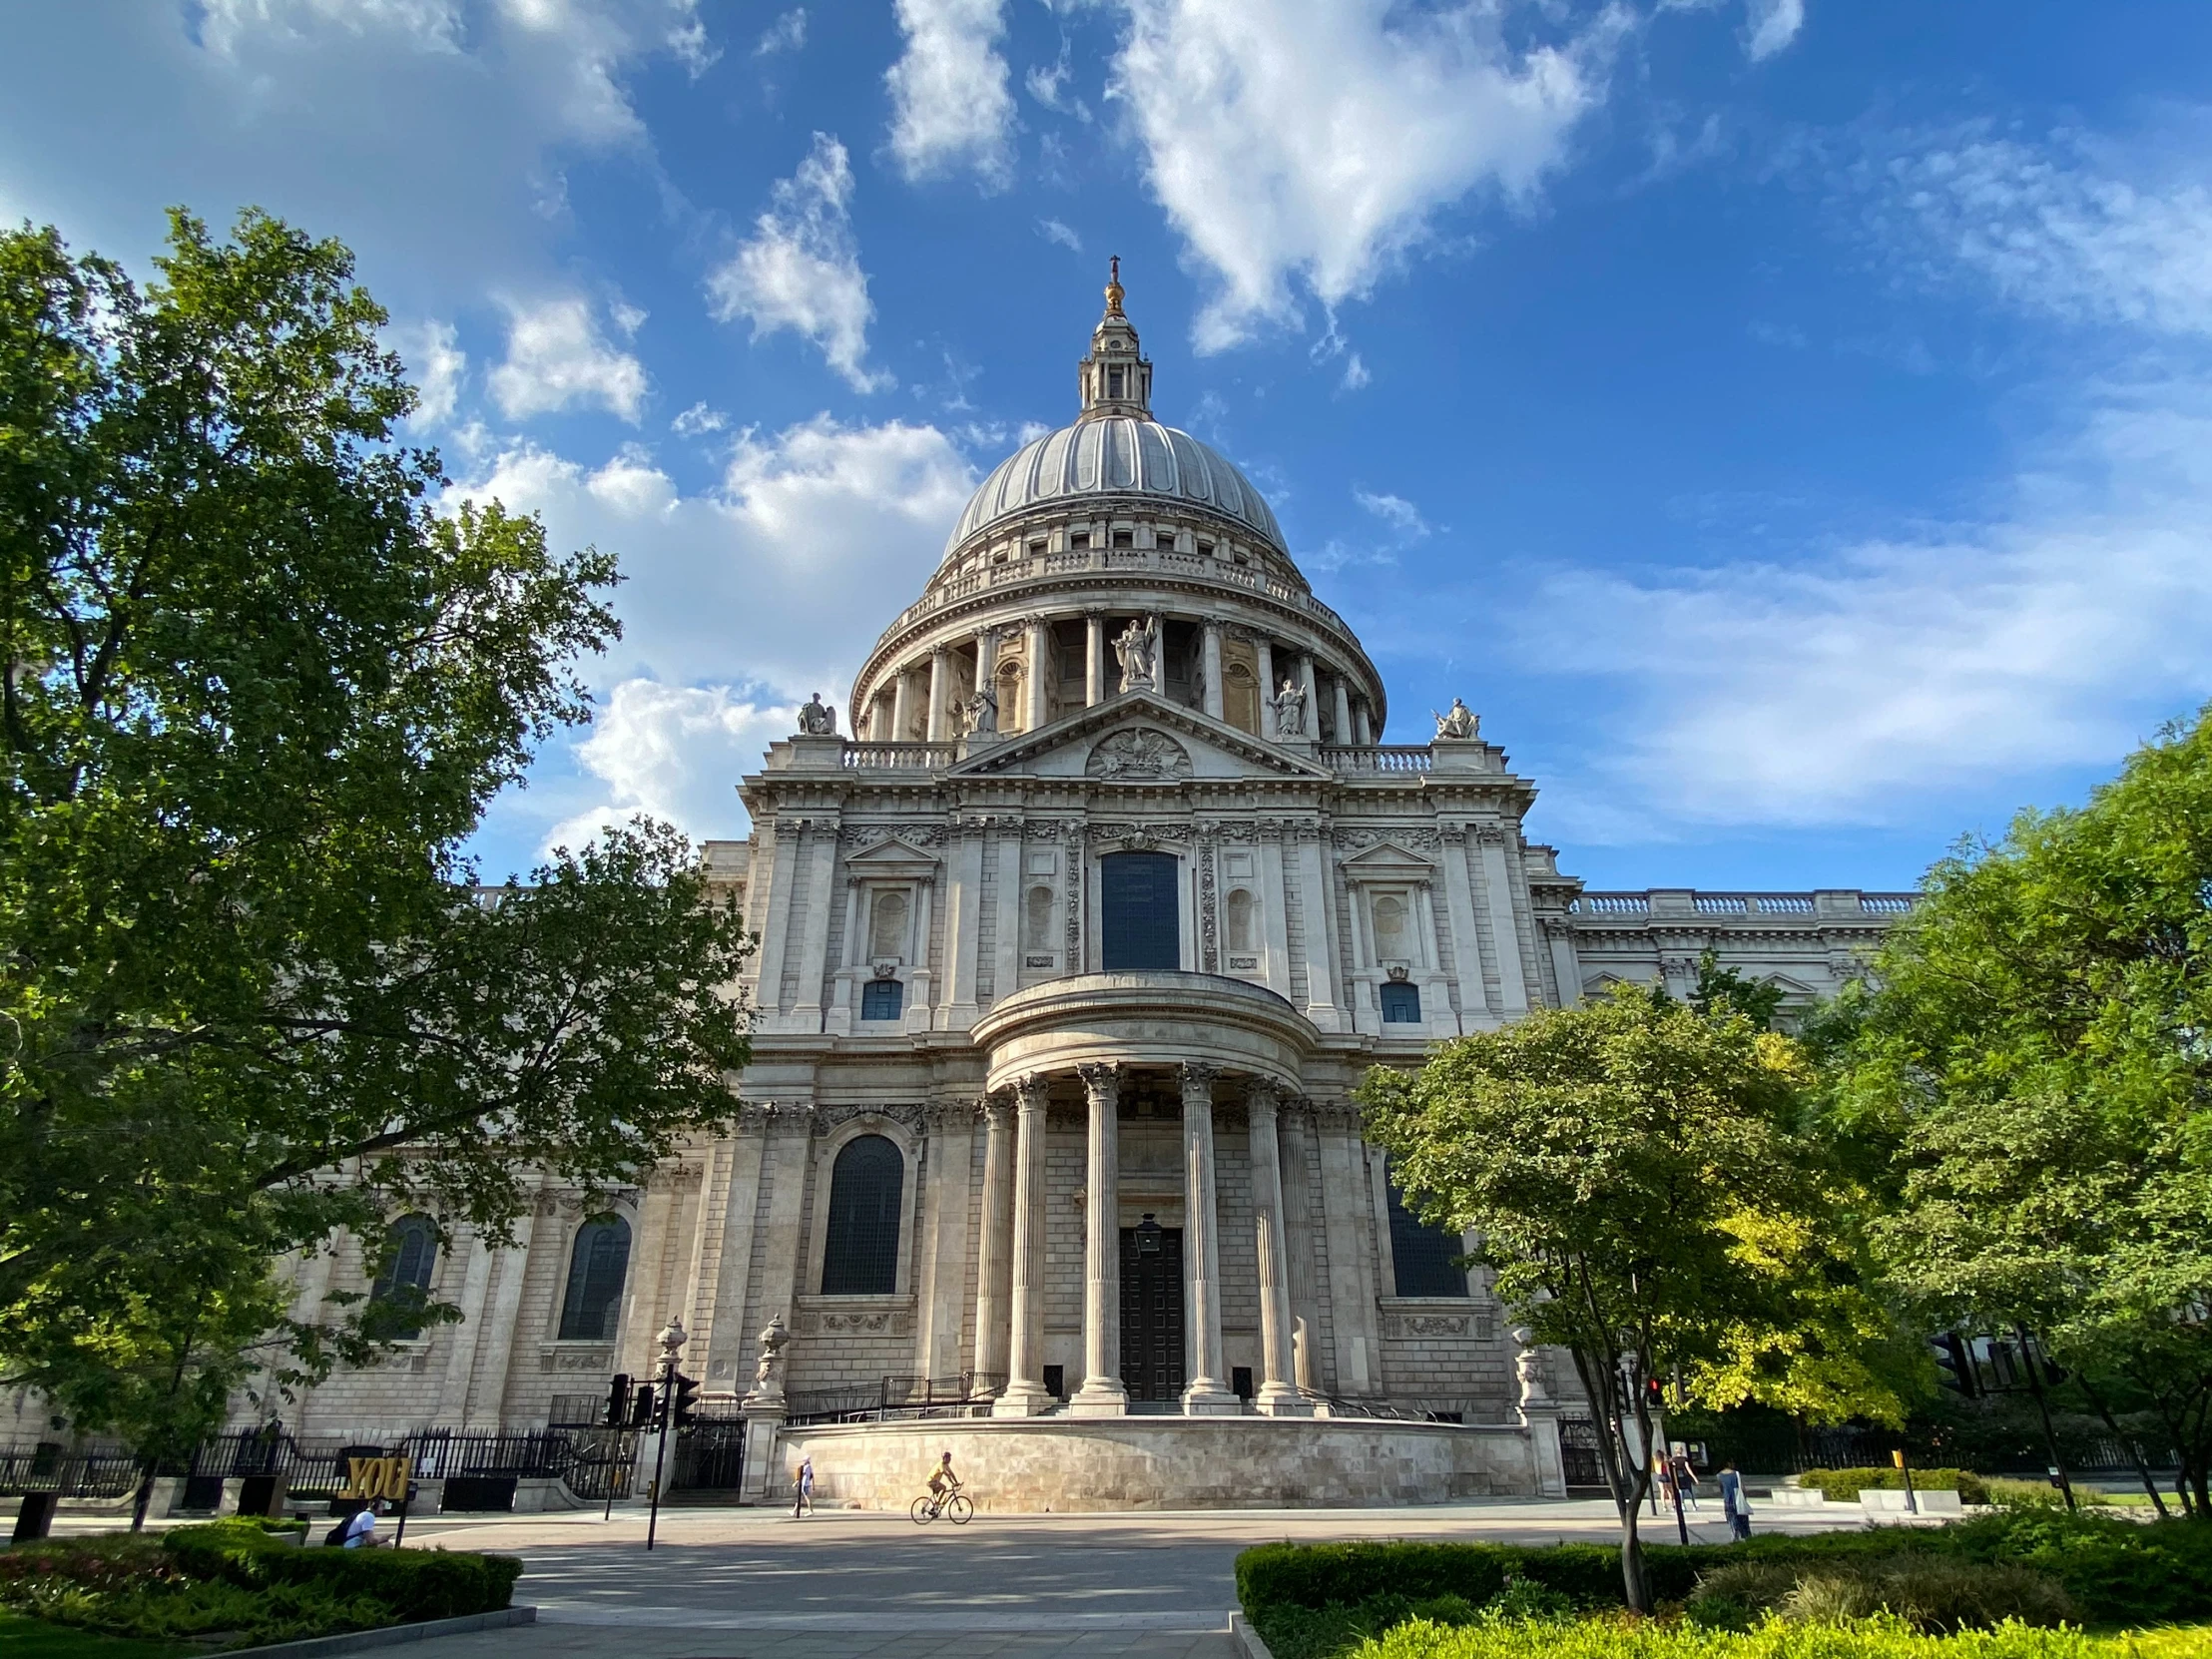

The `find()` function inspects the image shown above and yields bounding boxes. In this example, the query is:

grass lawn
[0,1612,190,1659]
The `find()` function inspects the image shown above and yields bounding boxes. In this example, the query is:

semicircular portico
[969,969,1317,1094]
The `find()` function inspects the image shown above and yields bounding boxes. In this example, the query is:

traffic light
[1931,1333,1978,1397]
[631,1382,656,1427]
[1644,1375,1664,1410]
[605,1374,633,1427]
[670,1372,702,1428]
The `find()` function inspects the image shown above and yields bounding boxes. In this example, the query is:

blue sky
[5,1,2210,892]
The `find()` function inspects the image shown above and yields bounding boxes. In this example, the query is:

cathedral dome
[942,416,1285,562]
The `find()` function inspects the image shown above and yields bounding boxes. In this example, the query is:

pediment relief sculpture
[1086,727,1192,781]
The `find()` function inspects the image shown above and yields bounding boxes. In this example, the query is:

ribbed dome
[942,416,1285,563]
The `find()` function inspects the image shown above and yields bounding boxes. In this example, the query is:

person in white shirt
[340,1502,381,1547]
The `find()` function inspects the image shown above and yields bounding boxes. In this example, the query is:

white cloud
[487,295,649,421]
[545,679,793,851]
[1112,0,1615,350]
[1038,218,1083,252]
[1858,124,2212,339]
[1504,387,2212,831]
[884,0,1016,189]
[453,414,974,699]
[392,318,466,426]
[755,8,807,56]
[707,134,889,392]
[1743,0,1803,61]
[1356,487,1426,536]
[1341,352,1371,390]
[672,401,727,436]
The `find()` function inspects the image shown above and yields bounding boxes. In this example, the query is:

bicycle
[910,1486,973,1524]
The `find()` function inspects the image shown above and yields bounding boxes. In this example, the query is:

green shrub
[1344,1614,2208,1659]
[1800,1469,1992,1506]
[161,1526,521,1622]
[1984,1481,2094,1512]
[1688,1557,2073,1633]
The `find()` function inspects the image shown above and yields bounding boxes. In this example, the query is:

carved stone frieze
[538,1345,615,1374]
[1087,728,1193,781]
[1199,841,1220,971]
[817,1103,926,1135]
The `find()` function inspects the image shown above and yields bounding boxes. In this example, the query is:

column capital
[1178,1060,1223,1099]
[1246,1077,1280,1119]
[1076,1060,1121,1102]
[1012,1072,1052,1113]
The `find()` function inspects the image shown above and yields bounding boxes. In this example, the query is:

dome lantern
[1078,256,1152,419]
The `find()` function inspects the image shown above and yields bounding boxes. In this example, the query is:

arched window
[822,1135,903,1295]
[1100,851,1180,970]
[558,1216,632,1341]
[869,889,908,960]
[1386,1169,1468,1298]
[860,977,903,1021]
[1226,888,1256,953]
[1381,980,1422,1023]
[371,1214,438,1338]
[1026,884,1055,950]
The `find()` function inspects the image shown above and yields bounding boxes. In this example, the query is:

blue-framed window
[822,1135,903,1295]
[860,977,904,1021]
[558,1216,632,1341]
[1381,980,1422,1023]
[1385,1171,1468,1298]
[1101,851,1179,970]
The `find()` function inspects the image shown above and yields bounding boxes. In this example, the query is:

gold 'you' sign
[339,1455,412,1501]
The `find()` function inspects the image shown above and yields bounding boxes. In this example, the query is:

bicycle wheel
[910,1495,936,1524]
[945,1493,973,1524]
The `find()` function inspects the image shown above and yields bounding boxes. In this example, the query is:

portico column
[1070,1062,1128,1415]
[1245,1082,1311,1414]
[994,1075,1056,1415]
[1278,1102,1322,1392]
[891,665,915,743]
[1085,611,1106,706]
[1023,616,1050,731]
[1179,1062,1240,1414]
[1201,621,1224,720]
[1255,638,1277,737]
[926,647,951,742]
[972,1098,1015,1391]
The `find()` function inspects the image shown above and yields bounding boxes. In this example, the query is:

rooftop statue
[1432,697,1478,741]
[1271,675,1309,737]
[797,692,836,737]
[1114,615,1159,693]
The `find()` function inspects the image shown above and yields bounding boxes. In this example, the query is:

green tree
[0,211,753,1518]
[1841,705,2212,1514]
[1690,949,1788,1032]
[1359,986,1816,1610]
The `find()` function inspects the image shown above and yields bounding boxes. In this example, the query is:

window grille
[371,1214,438,1338]
[859,978,903,1021]
[822,1134,903,1295]
[1100,851,1179,970]
[1381,980,1421,1023]
[1385,1168,1467,1297]
[558,1216,633,1341]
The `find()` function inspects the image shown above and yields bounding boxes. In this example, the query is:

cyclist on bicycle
[927,1451,959,1501]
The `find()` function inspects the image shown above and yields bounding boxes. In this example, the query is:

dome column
[1085,611,1106,707]
[1255,638,1277,737]
[1179,1063,1240,1414]
[1023,616,1050,731]
[1333,677,1354,749]
[926,647,951,743]
[891,666,916,744]
[1070,1062,1128,1415]
[1201,621,1225,721]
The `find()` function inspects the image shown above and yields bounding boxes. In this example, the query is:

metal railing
[0,1443,141,1499]
[787,1373,1003,1425]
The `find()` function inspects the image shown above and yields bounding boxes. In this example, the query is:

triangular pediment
[1341,839,1436,881]
[843,836,938,877]
[949,691,1333,782]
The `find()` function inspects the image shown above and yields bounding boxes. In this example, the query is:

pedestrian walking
[1717,1461,1752,1541]
[1671,1447,1704,1510]
[793,1454,815,1517]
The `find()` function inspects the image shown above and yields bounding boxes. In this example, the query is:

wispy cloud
[755,8,806,56]
[486,295,647,422]
[707,133,889,391]
[1038,218,1082,252]
[885,0,1015,189]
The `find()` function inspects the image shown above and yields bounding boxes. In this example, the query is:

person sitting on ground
[338,1500,381,1548]
[926,1451,959,1499]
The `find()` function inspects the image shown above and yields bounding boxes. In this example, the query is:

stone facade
[126,276,1911,1493]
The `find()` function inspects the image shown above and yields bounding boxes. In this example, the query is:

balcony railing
[871,545,1356,657]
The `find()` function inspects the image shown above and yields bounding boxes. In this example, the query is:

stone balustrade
[1570,889,1918,918]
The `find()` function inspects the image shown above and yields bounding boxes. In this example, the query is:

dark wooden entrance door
[1119,1223,1186,1401]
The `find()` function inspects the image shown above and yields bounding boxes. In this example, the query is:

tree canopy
[0,210,752,1490]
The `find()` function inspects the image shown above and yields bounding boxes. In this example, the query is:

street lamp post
[645,1316,687,1552]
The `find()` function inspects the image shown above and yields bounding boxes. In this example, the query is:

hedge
[1237,1513,2212,1632]
[1346,1614,2212,1659]
[1801,1469,1992,1506]
[161,1524,522,1622]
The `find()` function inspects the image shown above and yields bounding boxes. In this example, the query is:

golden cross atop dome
[1104,255,1124,317]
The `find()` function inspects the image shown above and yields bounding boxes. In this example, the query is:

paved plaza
[335,1498,1867,1659]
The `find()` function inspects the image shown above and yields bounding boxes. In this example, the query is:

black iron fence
[787,1372,1001,1425]
[0,1443,141,1499]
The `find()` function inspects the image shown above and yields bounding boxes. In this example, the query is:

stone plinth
[777,1415,1545,1512]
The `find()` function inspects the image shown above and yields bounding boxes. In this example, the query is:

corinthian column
[1180,1062,1240,1414]
[1245,1082,1311,1415]
[972,1098,1015,1391]
[994,1074,1056,1415]
[1070,1062,1128,1415]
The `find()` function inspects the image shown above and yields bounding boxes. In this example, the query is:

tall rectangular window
[1100,851,1180,971]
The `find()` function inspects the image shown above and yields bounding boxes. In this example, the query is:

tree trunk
[2073,1370,2168,1518]
[2015,1326,2076,1512]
